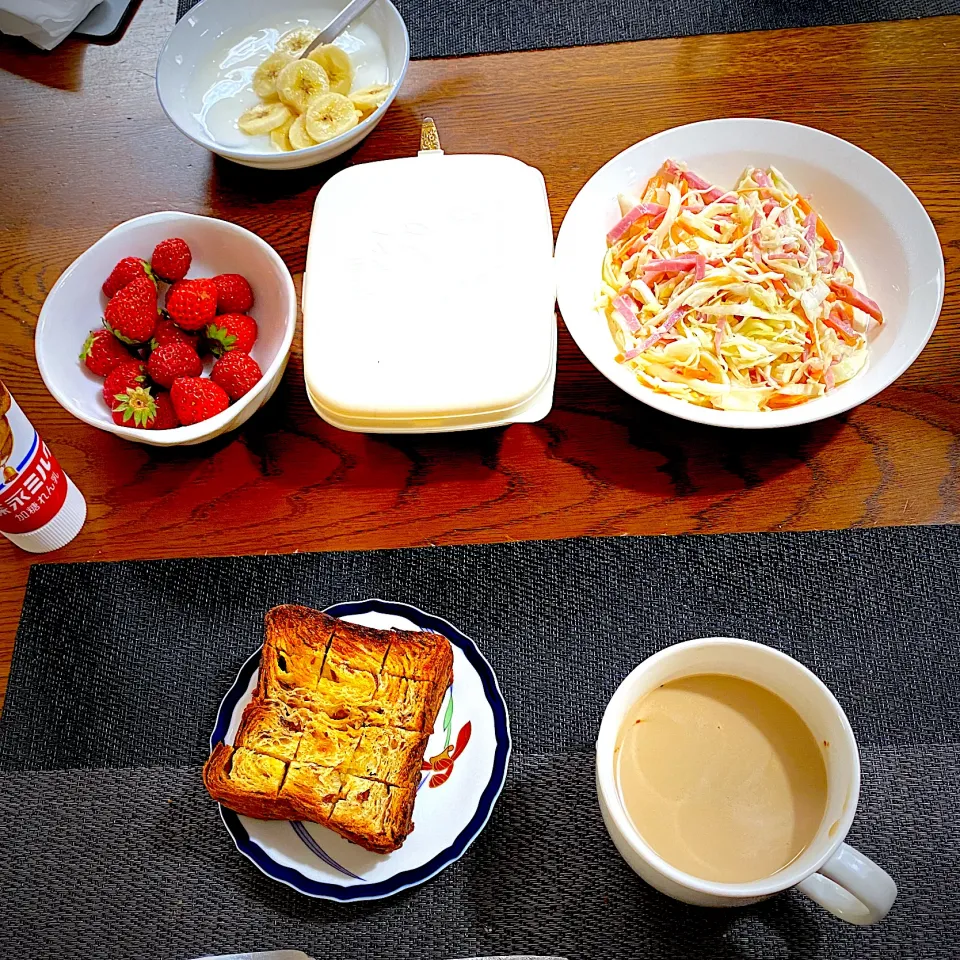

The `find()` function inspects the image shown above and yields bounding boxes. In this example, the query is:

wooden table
[1,3,958,705]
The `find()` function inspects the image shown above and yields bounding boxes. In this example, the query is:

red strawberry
[211,350,263,401]
[110,385,157,429]
[102,360,147,407]
[205,313,258,355]
[170,377,230,425]
[151,237,192,283]
[152,391,180,430]
[147,341,203,389]
[103,257,153,298]
[79,328,132,377]
[150,317,200,352]
[104,275,158,344]
[212,274,254,314]
[166,278,218,331]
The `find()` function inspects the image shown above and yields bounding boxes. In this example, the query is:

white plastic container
[302,140,557,432]
[0,381,86,553]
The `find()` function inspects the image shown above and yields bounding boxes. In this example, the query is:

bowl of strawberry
[36,211,296,445]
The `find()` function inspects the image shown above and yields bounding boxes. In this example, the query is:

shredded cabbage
[598,160,884,412]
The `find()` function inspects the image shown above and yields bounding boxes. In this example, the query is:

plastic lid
[3,475,86,554]
[302,152,556,424]
[306,327,557,433]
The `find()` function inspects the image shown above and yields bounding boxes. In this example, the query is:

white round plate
[211,599,511,900]
[555,118,944,429]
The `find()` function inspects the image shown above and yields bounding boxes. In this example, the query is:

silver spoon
[299,0,379,58]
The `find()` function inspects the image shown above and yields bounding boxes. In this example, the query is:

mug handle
[796,842,897,925]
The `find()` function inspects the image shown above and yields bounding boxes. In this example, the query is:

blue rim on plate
[210,598,511,901]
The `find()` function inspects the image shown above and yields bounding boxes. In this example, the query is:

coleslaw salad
[598,160,884,412]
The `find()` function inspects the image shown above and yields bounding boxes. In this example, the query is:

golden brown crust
[322,620,392,678]
[384,781,418,845]
[278,762,343,819]
[0,417,12,465]
[423,674,450,733]
[202,744,297,820]
[205,606,454,853]
[257,605,336,701]
[329,776,418,853]
[374,675,435,733]
[294,715,362,767]
[343,727,429,785]
[235,698,310,763]
[383,628,454,686]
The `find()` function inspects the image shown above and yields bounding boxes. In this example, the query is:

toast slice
[204,604,454,853]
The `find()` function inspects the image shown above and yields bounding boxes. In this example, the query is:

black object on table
[175,0,960,59]
[73,0,140,42]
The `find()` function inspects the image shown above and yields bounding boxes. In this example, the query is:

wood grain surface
[1,2,958,705]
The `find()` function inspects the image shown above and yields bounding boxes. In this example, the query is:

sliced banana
[252,50,294,99]
[288,114,318,150]
[305,93,361,143]
[275,26,321,57]
[270,115,296,151]
[307,45,354,95]
[238,101,292,136]
[276,59,330,114]
[350,83,392,118]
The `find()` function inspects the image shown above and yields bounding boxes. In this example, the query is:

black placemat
[1,526,958,960]
[176,0,960,58]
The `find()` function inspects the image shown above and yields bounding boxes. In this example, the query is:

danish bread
[204,605,453,853]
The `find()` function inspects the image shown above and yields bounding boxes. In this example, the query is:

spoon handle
[300,0,379,56]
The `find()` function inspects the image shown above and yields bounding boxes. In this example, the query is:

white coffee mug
[596,637,897,924]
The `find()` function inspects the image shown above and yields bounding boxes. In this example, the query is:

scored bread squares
[203,743,298,820]
[343,726,429,785]
[278,761,344,823]
[321,618,393,679]
[317,666,441,732]
[382,629,454,684]
[319,619,452,732]
[235,697,312,763]
[204,605,453,853]
[330,776,418,854]
[257,605,338,703]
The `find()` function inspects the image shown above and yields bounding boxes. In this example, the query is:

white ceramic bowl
[36,211,297,446]
[156,0,410,170]
[555,118,944,429]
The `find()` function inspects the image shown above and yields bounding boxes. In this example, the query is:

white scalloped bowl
[35,211,296,446]
[555,119,944,429]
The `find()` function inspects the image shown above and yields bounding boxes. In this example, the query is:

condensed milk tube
[0,380,86,553]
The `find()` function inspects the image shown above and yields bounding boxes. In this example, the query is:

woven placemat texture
[0,526,958,959]
[176,0,960,58]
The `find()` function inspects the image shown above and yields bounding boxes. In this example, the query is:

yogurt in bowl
[157,0,409,170]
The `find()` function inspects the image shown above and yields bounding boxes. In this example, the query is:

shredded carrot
[823,312,861,346]
[768,393,812,409]
[798,197,839,252]
[683,367,716,381]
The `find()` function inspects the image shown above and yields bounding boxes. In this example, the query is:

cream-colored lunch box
[302,123,557,433]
